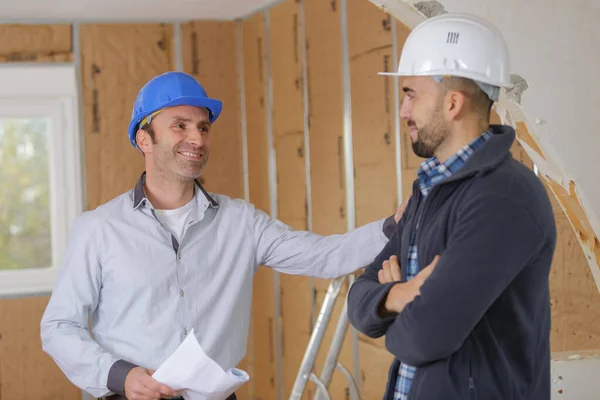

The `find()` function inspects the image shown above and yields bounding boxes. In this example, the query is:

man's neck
[144,171,195,210]
[435,119,489,163]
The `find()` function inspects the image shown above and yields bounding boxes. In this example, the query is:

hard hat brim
[128,95,223,148]
[377,71,513,89]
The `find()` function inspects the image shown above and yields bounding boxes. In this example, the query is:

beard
[410,103,449,159]
[152,141,209,182]
[173,149,209,181]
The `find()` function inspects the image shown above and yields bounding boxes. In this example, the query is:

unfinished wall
[81,23,174,209]
[182,21,244,199]
[0,24,81,400]
[0,25,72,62]
[267,2,314,398]
[305,0,356,398]
[243,12,277,400]
[347,2,398,398]
[244,0,600,399]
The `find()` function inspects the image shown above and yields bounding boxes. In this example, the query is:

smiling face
[399,76,450,159]
[136,105,212,182]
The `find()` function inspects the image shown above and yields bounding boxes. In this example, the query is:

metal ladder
[288,275,361,400]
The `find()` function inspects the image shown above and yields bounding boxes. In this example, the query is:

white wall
[551,352,600,400]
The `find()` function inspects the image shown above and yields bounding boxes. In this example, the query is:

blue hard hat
[128,71,223,148]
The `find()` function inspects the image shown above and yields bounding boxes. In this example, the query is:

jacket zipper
[469,343,476,392]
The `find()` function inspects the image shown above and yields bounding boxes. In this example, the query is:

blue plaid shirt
[394,131,492,400]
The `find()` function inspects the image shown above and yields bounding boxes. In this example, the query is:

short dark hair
[141,123,156,144]
[439,76,493,118]
[135,123,157,156]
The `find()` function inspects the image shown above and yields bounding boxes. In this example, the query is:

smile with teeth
[179,151,202,159]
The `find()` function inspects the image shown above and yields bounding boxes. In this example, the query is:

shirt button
[184,328,188,335]
[177,254,182,260]
[180,290,185,297]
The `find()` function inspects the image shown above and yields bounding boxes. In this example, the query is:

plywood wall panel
[310,287,356,400]
[270,0,304,139]
[274,131,311,335]
[269,2,313,393]
[305,0,347,293]
[348,2,396,228]
[348,0,393,59]
[274,133,311,338]
[243,14,270,214]
[0,296,80,400]
[0,24,72,61]
[350,49,397,227]
[81,24,174,210]
[500,111,600,352]
[548,185,600,351]
[304,0,345,237]
[281,327,313,399]
[242,12,278,400]
[359,340,395,400]
[252,311,278,400]
[182,21,243,199]
[273,133,307,229]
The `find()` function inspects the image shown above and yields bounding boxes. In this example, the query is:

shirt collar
[132,172,219,210]
[417,130,492,192]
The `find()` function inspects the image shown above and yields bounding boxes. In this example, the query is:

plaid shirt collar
[417,130,492,196]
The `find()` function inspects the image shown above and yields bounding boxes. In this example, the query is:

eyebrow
[170,116,210,124]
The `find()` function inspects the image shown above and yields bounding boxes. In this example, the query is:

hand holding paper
[152,328,250,400]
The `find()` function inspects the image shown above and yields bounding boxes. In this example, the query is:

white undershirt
[154,198,196,243]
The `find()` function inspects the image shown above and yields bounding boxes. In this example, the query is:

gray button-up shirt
[41,174,391,398]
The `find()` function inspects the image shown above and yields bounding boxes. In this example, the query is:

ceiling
[0,0,281,22]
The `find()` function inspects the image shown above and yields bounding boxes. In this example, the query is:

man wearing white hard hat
[40,71,404,400]
[347,13,556,400]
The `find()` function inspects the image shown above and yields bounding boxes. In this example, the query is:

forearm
[346,233,402,337]
[347,278,397,338]
[259,217,389,278]
[41,317,125,397]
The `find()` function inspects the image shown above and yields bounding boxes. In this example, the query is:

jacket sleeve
[346,232,399,338]
[40,214,136,398]
[346,196,414,337]
[384,193,550,367]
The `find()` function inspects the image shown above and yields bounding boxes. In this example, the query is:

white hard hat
[380,13,512,89]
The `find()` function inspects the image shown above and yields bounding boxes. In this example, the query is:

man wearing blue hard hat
[41,71,405,400]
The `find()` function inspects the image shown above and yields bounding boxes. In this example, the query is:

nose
[399,96,411,121]
[186,127,205,147]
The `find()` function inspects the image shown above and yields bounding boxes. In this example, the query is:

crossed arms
[346,193,547,367]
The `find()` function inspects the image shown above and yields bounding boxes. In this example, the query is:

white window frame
[0,64,83,296]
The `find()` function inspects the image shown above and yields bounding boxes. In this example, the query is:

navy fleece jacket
[347,125,557,400]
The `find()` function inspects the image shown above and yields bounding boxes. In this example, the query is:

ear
[135,129,152,155]
[444,91,467,122]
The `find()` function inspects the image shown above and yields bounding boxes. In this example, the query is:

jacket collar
[438,124,516,185]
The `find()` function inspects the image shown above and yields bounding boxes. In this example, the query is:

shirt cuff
[107,359,138,396]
